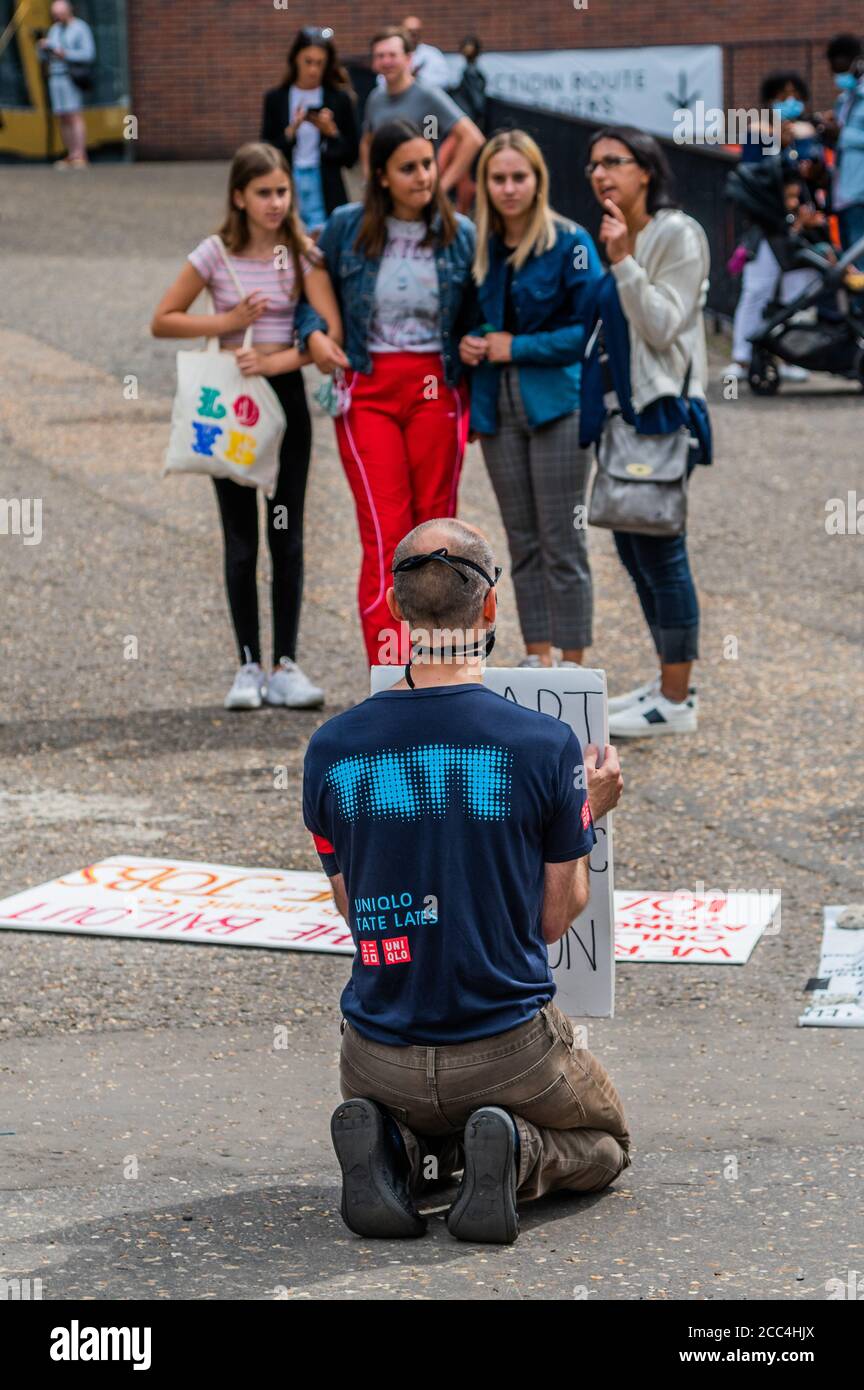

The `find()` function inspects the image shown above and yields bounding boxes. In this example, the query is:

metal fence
[485,97,739,320]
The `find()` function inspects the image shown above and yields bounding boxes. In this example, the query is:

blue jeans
[838,204,864,264]
[613,529,699,663]
[294,164,327,232]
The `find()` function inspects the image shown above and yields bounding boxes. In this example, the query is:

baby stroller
[726,158,864,394]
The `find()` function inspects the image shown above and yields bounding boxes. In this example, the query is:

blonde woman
[460,130,603,668]
[152,143,341,710]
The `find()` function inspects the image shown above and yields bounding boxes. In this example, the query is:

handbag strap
[208,234,253,353]
[597,318,693,409]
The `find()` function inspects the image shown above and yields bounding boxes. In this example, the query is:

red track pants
[334,352,470,666]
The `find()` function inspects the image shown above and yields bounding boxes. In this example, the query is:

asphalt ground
[0,164,862,1303]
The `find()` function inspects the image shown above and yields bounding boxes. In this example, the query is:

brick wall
[128,0,860,158]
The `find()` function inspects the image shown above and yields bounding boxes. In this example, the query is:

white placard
[799,906,864,1028]
[371,665,614,1017]
[614,889,779,964]
[444,45,723,138]
[0,857,354,953]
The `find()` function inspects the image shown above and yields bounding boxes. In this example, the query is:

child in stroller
[726,157,864,393]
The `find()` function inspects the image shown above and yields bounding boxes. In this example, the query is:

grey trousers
[479,368,593,650]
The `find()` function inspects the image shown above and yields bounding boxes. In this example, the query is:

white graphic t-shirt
[368,217,443,353]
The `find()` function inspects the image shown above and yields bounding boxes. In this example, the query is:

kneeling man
[303,517,629,1244]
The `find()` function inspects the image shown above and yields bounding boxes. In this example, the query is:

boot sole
[447,1108,519,1245]
[331,1099,426,1239]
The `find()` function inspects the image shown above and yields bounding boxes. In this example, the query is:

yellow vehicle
[0,0,130,160]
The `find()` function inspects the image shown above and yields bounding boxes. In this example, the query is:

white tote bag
[163,236,287,498]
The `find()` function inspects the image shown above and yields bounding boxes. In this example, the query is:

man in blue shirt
[303,517,628,1244]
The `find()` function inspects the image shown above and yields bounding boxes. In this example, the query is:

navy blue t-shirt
[302,684,596,1046]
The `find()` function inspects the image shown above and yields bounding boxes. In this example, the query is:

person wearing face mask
[304,516,628,1246]
[818,34,864,262]
[726,71,823,383]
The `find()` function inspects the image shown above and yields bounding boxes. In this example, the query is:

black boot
[446,1107,519,1245]
[331,1098,427,1239]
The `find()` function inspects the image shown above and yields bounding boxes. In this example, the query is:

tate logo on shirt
[326,743,514,823]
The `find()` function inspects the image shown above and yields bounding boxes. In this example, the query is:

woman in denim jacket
[460,130,603,669]
[296,119,476,665]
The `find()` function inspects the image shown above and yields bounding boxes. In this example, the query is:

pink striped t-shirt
[187,235,318,347]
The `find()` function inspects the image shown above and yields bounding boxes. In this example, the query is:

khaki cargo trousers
[339,1000,632,1201]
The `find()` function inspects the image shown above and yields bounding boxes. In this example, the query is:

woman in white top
[152,143,342,710]
[260,27,358,234]
[582,127,713,738]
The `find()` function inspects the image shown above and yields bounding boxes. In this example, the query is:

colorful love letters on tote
[190,386,261,467]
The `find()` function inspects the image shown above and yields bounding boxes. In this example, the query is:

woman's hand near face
[485,331,513,363]
[459,334,488,366]
[598,198,633,265]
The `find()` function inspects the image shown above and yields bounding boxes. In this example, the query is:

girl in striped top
[152,142,342,710]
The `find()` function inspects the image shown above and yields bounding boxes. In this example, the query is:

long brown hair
[281,27,353,93]
[217,143,310,291]
[354,120,456,258]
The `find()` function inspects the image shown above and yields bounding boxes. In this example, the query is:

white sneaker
[225,661,265,710]
[608,691,698,738]
[722,362,749,381]
[608,673,661,713]
[518,655,547,668]
[264,657,324,709]
[778,363,810,382]
[608,674,699,714]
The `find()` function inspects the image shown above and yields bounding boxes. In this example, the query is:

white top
[289,84,323,168]
[611,208,710,411]
[368,217,442,354]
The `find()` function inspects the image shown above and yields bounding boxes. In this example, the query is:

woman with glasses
[459,129,603,670]
[581,127,712,737]
[261,27,358,235]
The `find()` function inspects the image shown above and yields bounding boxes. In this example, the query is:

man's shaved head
[392,518,496,632]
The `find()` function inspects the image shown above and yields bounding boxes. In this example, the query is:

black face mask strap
[391,549,499,689]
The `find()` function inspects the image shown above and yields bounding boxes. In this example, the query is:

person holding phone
[261,26,358,234]
[38,0,95,169]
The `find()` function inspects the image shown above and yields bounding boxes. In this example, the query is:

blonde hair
[217,142,312,293]
[473,130,561,283]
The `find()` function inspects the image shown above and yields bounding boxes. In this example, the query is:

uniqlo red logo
[382,935,411,965]
[360,941,380,966]
[581,800,592,830]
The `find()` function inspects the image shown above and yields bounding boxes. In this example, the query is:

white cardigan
[610,208,710,413]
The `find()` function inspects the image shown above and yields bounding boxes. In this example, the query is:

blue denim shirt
[468,222,604,434]
[835,84,864,209]
[295,202,477,387]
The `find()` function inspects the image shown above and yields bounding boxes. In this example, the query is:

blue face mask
[835,72,859,92]
[775,97,804,120]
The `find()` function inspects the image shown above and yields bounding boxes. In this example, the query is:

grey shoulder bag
[588,326,694,537]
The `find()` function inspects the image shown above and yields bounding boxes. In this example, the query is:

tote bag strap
[207,234,254,352]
